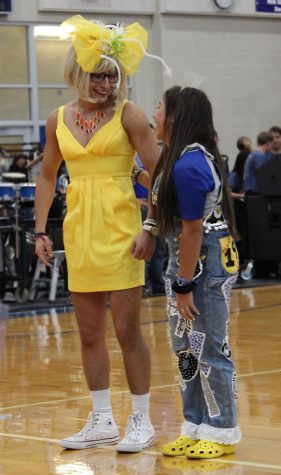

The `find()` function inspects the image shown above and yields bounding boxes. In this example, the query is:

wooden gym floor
[0,284,281,475]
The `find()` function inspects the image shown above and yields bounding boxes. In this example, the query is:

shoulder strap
[57,106,64,126]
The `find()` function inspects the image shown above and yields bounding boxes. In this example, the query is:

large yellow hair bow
[61,15,147,76]
[61,15,171,79]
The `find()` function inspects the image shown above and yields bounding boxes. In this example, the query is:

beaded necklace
[75,109,106,134]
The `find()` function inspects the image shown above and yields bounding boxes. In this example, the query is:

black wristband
[172,280,197,294]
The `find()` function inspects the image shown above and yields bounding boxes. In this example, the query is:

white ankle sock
[90,389,112,415]
[132,392,150,415]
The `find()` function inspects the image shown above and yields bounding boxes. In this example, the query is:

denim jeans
[165,223,241,444]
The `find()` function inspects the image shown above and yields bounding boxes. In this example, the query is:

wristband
[172,278,196,294]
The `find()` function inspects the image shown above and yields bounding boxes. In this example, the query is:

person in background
[34,15,164,452]
[243,131,271,195]
[228,151,248,266]
[236,136,253,154]
[243,128,281,279]
[151,86,241,459]
[8,154,28,179]
[268,126,281,157]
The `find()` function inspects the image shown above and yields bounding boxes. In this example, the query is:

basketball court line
[1,369,280,411]
[0,433,280,472]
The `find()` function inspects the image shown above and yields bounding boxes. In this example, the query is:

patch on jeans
[221,341,232,358]
[165,278,173,298]
[193,255,205,281]
[177,349,199,381]
[232,372,237,399]
[221,320,232,358]
[174,315,186,338]
[222,275,237,312]
[219,236,239,274]
[200,361,211,377]
[167,298,178,318]
[200,371,221,418]
[176,250,180,266]
[168,299,193,337]
[185,318,192,335]
[189,331,206,361]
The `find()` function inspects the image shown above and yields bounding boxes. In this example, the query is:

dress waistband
[71,173,131,181]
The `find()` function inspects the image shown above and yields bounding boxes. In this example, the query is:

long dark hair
[153,86,236,237]
[232,150,249,185]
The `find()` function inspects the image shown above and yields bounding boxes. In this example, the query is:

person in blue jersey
[150,86,241,459]
[243,131,272,194]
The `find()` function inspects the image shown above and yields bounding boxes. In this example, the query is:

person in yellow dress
[34,15,165,452]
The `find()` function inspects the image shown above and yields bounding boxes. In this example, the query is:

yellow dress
[56,100,144,292]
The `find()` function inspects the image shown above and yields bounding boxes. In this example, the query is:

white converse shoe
[59,411,120,450]
[116,413,155,453]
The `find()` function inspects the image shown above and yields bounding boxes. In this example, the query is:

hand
[131,230,156,260]
[35,235,53,266]
[176,292,200,321]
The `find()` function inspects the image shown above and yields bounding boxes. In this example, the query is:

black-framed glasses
[90,72,118,84]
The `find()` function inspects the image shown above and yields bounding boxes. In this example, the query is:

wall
[1,0,281,163]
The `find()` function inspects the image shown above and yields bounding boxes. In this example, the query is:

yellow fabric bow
[61,15,148,76]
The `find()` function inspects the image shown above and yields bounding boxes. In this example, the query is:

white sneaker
[59,411,120,450]
[116,413,155,453]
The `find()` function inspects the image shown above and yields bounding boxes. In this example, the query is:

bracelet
[131,168,143,185]
[172,278,196,294]
[142,218,159,236]
[143,223,159,236]
[34,232,48,242]
[143,218,157,227]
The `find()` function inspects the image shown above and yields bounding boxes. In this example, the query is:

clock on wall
[213,0,234,9]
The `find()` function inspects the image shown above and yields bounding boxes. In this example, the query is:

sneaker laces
[78,411,100,438]
[125,414,143,440]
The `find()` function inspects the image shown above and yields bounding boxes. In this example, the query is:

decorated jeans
[165,224,241,445]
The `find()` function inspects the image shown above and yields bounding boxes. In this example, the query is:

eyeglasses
[90,72,118,84]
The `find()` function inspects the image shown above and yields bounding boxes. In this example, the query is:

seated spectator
[8,154,28,179]
[244,131,272,194]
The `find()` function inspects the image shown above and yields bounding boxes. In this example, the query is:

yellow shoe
[162,435,197,456]
[186,440,236,459]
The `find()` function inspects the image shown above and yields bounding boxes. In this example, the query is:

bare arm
[122,101,159,176]
[231,191,245,200]
[35,109,63,264]
[176,219,203,320]
[132,162,150,189]
[123,102,160,260]
[179,219,203,280]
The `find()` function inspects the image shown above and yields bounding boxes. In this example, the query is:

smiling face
[153,99,168,144]
[89,70,118,104]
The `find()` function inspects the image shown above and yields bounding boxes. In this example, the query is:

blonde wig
[64,46,127,108]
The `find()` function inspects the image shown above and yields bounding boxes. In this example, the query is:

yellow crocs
[186,439,236,459]
[162,435,197,456]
